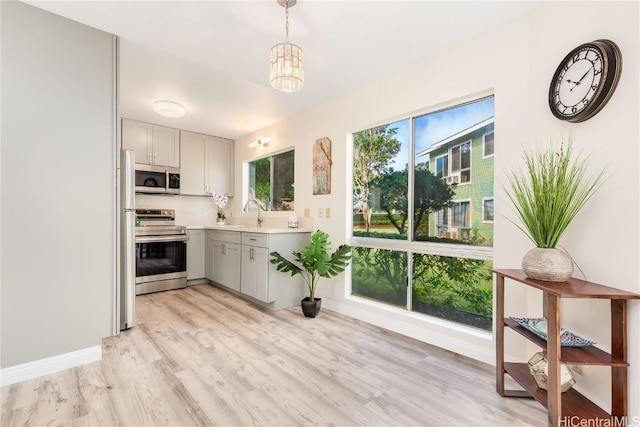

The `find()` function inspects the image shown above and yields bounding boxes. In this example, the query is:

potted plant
[270,230,352,317]
[211,192,228,225]
[504,137,606,282]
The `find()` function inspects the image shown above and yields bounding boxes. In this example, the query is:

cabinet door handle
[250,248,254,260]
[148,153,152,163]
[153,153,157,164]
[222,243,226,254]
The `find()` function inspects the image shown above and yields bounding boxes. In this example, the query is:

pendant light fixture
[270,0,304,92]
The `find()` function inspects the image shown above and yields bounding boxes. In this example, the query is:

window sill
[344,293,493,340]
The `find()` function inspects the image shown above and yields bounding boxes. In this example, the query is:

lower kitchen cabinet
[186,229,205,281]
[205,231,214,281]
[208,230,241,292]
[241,241,270,302]
[205,228,311,310]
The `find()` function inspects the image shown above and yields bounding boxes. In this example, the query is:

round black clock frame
[548,39,622,123]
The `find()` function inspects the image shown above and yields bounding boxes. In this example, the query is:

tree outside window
[352,123,405,237]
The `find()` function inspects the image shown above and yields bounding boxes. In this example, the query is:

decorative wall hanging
[313,137,332,195]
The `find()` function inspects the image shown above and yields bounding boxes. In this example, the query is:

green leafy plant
[504,137,606,248]
[270,230,352,301]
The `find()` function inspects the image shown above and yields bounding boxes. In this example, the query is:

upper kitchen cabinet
[180,131,207,195]
[208,136,234,197]
[181,130,235,197]
[122,119,180,168]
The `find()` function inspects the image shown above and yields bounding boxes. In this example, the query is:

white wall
[1,2,116,369]
[230,1,639,419]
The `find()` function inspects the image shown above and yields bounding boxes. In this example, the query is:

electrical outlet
[304,208,310,217]
[325,207,331,218]
[318,208,324,218]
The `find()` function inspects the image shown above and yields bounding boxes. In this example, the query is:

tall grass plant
[505,137,606,248]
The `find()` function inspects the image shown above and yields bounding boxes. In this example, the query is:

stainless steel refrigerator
[120,149,136,330]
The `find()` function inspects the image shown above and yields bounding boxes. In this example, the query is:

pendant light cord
[284,0,290,43]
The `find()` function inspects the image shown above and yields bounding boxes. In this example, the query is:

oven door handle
[136,235,188,244]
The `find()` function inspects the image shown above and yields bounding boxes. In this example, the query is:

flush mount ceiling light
[249,137,271,148]
[152,100,187,118]
[270,0,304,92]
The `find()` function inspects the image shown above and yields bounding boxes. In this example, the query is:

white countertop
[185,225,313,234]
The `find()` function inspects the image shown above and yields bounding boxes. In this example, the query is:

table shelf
[493,268,640,427]
[503,318,628,366]
[504,362,611,421]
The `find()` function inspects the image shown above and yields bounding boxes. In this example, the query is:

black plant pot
[301,297,322,318]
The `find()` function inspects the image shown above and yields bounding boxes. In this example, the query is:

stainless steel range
[135,209,187,295]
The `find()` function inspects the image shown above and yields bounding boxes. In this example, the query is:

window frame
[483,131,495,158]
[451,199,471,229]
[450,140,472,185]
[246,148,295,212]
[435,153,449,179]
[350,93,494,252]
[482,197,494,223]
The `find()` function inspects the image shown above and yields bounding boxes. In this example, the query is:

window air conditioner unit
[451,172,461,184]
[444,176,453,184]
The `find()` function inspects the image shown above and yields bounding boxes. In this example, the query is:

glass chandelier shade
[270,42,304,92]
[270,0,304,92]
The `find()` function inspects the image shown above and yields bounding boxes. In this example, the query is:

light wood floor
[1,284,546,426]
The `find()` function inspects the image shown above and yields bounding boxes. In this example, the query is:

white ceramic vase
[522,247,573,282]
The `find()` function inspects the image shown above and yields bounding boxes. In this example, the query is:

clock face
[551,46,603,118]
[548,40,622,123]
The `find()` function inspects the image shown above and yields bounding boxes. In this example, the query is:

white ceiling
[27,1,539,140]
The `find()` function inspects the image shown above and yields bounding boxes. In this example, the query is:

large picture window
[248,150,295,211]
[351,95,494,330]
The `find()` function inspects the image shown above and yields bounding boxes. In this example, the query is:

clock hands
[567,68,592,91]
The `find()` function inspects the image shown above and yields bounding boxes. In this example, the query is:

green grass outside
[350,246,493,330]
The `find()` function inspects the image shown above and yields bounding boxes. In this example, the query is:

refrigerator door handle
[120,149,136,331]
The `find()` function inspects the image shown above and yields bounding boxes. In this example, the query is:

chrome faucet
[243,190,266,227]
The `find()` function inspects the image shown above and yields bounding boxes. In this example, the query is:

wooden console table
[493,269,640,427]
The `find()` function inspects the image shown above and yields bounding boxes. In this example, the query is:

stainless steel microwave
[135,164,180,195]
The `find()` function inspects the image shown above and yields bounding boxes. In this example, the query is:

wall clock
[548,39,622,123]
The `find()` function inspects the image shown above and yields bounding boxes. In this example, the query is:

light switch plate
[325,207,331,218]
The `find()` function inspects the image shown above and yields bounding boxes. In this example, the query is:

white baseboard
[324,297,495,365]
[0,345,102,386]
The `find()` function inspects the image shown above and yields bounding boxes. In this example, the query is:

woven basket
[522,247,573,282]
